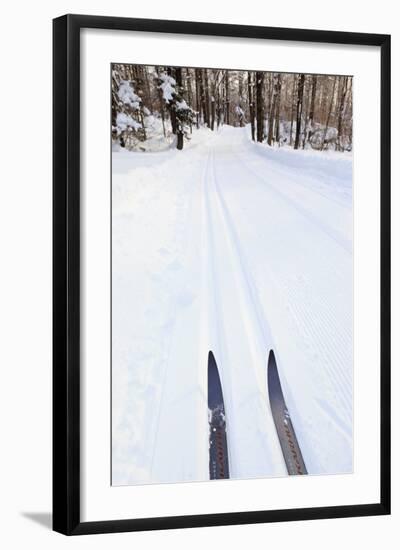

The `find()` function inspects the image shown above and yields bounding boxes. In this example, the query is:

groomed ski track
[112,126,353,485]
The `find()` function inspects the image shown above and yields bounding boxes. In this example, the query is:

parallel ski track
[211,149,273,359]
[214,145,353,439]
[211,142,353,461]
[201,148,225,363]
[230,148,352,255]
[224,149,353,404]
[200,147,234,473]
[202,144,286,477]
[205,148,271,389]
[150,136,352,480]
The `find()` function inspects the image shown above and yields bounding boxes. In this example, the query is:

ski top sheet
[208,351,230,480]
[267,349,308,475]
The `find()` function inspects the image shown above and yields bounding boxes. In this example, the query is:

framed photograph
[53,14,391,535]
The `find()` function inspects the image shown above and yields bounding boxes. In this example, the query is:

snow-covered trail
[199,146,287,479]
[208,130,353,475]
[112,126,353,485]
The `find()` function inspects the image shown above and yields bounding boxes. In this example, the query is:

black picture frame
[53,14,391,535]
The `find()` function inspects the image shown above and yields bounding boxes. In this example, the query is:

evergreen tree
[158,70,195,150]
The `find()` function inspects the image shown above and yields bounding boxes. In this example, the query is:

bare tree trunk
[211,97,215,130]
[336,76,348,151]
[175,67,184,150]
[289,74,297,146]
[216,88,222,128]
[138,110,146,141]
[144,66,154,113]
[199,70,209,127]
[320,76,337,150]
[267,74,278,145]
[166,67,177,135]
[301,77,310,149]
[294,74,305,150]
[265,73,271,130]
[225,71,230,125]
[274,74,282,145]
[256,71,264,143]
[198,70,207,126]
[186,69,193,106]
[185,68,193,134]
[111,70,120,130]
[247,71,256,141]
[283,75,289,119]
[204,69,211,128]
[155,66,166,137]
[237,71,244,127]
[347,78,353,150]
[306,74,317,146]
[195,69,201,129]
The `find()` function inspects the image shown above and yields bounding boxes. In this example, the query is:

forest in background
[111,64,352,153]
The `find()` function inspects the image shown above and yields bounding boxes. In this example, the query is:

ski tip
[208,350,222,398]
[208,350,217,368]
[267,349,282,399]
[267,349,276,368]
[266,348,308,475]
[208,351,215,376]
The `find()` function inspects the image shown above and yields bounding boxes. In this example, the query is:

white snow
[115,112,141,134]
[112,125,353,485]
[176,99,189,111]
[158,73,176,103]
[117,80,141,110]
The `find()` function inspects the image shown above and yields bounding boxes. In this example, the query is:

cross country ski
[208,351,230,480]
[267,350,308,475]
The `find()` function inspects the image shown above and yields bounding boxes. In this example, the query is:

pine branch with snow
[158,71,196,150]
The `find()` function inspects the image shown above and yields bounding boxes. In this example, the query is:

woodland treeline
[112,64,352,152]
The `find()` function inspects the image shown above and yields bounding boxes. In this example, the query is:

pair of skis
[208,350,307,480]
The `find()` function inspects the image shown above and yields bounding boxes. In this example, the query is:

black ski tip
[208,350,218,379]
[267,349,275,367]
[267,349,280,396]
[267,348,308,476]
[208,350,223,409]
[207,350,230,480]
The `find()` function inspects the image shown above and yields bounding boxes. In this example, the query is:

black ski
[267,349,307,475]
[208,351,230,480]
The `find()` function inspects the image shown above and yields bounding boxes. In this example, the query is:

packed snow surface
[112,126,353,485]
